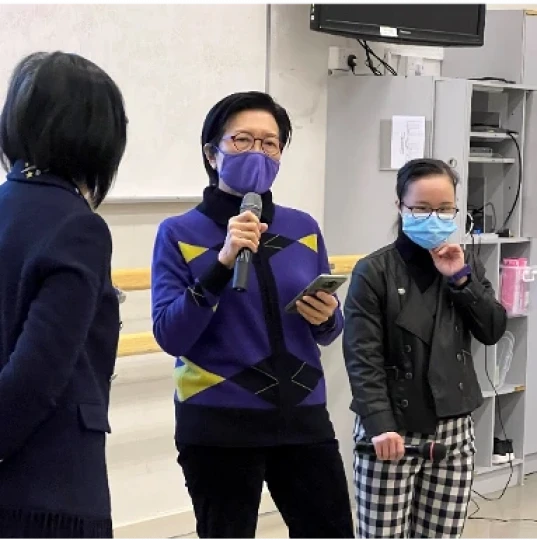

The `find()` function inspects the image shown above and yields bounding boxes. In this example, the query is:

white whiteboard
[0,5,267,200]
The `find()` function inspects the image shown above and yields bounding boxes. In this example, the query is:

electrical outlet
[405,56,425,76]
[328,46,359,73]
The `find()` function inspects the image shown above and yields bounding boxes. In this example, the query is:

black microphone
[355,441,447,464]
[233,192,263,292]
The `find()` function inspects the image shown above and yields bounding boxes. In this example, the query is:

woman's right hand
[218,211,268,269]
[371,431,405,461]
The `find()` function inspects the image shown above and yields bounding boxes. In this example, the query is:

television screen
[310,4,486,47]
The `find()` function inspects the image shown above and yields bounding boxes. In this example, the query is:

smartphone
[285,274,348,314]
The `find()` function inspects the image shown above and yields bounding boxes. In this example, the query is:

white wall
[101,204,190,534]
[97,4,524,535]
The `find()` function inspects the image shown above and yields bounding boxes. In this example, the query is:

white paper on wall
[390,115,426,169]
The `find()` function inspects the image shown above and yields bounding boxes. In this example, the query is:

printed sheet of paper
[390,115,426,169]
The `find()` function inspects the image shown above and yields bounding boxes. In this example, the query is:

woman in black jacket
[343,158,507,538]
[0,52,127,537]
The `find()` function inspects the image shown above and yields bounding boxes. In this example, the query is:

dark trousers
[178,440,354,538]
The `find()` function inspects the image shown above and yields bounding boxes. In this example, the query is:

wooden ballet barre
[112,268,151,292]
[111,255,364,292]
[329,255,364,275]
[118,332,160,358]
[114,254,365,357]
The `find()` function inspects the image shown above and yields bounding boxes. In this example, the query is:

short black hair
[395,158,459,234]
[396,158,458,201]
[0,51,127,207]
[201,91,292,185]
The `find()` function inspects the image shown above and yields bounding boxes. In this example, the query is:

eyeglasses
[402,204,459,221]
[221,132,282,157]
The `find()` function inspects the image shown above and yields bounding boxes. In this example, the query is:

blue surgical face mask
[401,214,458,250]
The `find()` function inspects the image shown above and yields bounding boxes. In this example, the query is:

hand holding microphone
[217,193,268,292]
[218,213,266,269]
[357,434,447,463]
[371,432,406,461]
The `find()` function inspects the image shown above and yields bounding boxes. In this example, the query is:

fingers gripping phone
[285,274,348,314]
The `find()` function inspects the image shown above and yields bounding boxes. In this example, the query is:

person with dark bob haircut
[343,158,507,538]
[0,52,127,538]
[151,91,354,538]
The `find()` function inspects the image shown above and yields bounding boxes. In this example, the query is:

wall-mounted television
[310,4,486,48]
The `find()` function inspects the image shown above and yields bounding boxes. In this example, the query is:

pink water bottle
[501,258,528,316]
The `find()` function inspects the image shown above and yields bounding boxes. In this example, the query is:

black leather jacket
[343,243,507,437]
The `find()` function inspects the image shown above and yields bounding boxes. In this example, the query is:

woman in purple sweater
[151,91,353,538]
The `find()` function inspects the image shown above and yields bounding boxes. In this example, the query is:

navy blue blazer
[0,162,119,537]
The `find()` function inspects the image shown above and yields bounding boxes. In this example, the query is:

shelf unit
[468,157,516,164]
[433,80,533,491]
[324,76,537,495]
[470,131,519,142]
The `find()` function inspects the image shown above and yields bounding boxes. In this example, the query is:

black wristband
[448,264,471,285]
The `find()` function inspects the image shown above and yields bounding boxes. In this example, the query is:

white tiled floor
[180,474,537,538]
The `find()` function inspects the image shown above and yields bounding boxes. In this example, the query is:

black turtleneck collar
[197,186,275,227]
[395,232,438,292]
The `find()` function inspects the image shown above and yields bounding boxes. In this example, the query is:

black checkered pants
[353,416,475,538]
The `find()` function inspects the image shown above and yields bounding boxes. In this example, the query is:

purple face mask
[218,151,280,195]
